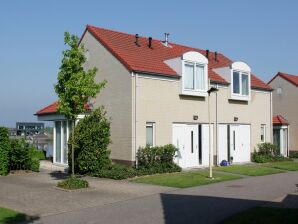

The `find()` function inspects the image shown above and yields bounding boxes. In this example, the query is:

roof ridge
[87,24,222,55]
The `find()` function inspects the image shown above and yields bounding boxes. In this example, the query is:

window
[183,62,205,91]
[146,122,155,147]
[261,125,266,142]
[277,87,282,95]
[233,71,249,96]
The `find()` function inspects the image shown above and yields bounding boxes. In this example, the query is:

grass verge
[215,164,284,176]
[221,206,298,224]
[0,207,31,224]
[57,176,89,190]
[131,170,241,188]
[263,161,298,171]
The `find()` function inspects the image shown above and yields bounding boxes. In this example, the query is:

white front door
[173,124,212,168]
[230,125,250,163]
[218,124,228,163]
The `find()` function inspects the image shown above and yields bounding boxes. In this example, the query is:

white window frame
[231,69,251,101]
[146,122,155,147]
[182,60,208,96]
[261,124,266,143]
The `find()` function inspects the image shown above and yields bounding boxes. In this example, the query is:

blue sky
[0,0,297,127]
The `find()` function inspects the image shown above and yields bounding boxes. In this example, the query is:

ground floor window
[261,124,266,142]
[146,122,155,147]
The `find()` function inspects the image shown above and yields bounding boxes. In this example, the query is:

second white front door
[173,124,212,168]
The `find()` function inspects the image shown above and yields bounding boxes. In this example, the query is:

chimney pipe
[148,37,153,48]
[164,33,170,47]
[206,49,209,59]
[135,34,140,46]
[215,51,218,61]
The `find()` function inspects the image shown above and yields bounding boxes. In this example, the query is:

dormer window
[230,61,251,101]
[184,62,205,91]
[233,71,249,96]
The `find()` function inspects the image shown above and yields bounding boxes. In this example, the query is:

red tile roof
[35,102,58,115]
[85,25,271,90]
[273,115,289,125]
[36,25,273,116]
[268,72,298,87]
[35,101,90,115]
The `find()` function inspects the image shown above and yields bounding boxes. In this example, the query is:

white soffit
[230,61,251,72]
[182,51,208,64]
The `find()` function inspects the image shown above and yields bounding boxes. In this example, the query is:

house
[268,72,298,155]
[16,122,44,136]
[36,25,273,168]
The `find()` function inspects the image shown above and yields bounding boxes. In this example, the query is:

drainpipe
[134,72,138,167]
[270,91,273,143]
[215,84,218,165]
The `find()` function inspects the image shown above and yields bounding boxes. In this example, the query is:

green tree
[0,127,11,175]
[54,32,106,175]
[69,107,111,174]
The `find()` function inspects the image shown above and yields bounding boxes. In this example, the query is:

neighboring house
[16,122,44,136]
[36,25,273,168]
[268,72,298,154]
[272,115,289,156]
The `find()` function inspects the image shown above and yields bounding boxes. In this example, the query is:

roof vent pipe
[215,51,218,61]
[135,34,140,46]
[206,49,209,59]
[148,37,153,48]
[164,33,170,47]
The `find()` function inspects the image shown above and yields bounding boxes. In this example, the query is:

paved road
[0,171,298,224]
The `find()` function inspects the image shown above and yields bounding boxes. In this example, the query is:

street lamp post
[207,79,218,179]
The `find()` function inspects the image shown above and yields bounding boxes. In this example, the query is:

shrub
[31,149,46,160]
[92,164,138,180]
[290,151,298,158]
[257,142,279,156]
[9,139,40,172]
[92,163,181,180]
[68,107,112,174]
[57,176,89,189]
[252,142,291,163]
[137,144,178,169]
[0,127,11,175]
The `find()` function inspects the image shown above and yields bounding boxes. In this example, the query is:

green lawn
[263,161,298,171]
[0,207,30,224]
[215,164,284,176]
[221,206,298,224]
[132,170,241,188]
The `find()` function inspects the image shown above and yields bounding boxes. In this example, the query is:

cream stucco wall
[270,76,298,151]
[133,74,272,162]
[81,31,133,162]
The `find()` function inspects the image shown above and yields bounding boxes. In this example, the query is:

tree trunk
[72,119,75,176]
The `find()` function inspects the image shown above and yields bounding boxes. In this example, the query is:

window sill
[181,89,207,97]
[229,94,250,101]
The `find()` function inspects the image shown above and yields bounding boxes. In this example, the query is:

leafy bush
[31,149,46,160]
[290,151,298,158]
[137,144,178,169]
[252,142,290,163]
[9,139,40,172]
[92,144,181,180]
[257,142,279,156]
[92,163,181,180]
[68,107,112,174]
[57,176,89,189]
[0,127,11,175]
[92,164,138,180]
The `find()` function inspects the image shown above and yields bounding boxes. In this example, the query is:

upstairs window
[184,62,205,91]
[233,71,249,96]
